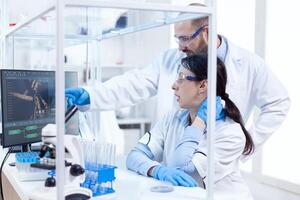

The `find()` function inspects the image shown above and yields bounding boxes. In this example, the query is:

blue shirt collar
[176,109,191,127]
[176,108,225,130]
[217,35,228,62]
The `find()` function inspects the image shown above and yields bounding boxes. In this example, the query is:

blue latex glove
[196,96,225,124]
[65,87,90,108]
[152,165,198,187]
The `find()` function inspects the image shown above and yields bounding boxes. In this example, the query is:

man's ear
[202,27,209,44]
[198,80,208,94]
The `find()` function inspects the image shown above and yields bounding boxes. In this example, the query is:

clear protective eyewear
[176,72,200,82]
[174,25,207,46]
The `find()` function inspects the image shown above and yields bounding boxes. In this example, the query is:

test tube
[96,143,102,166]
[106,143,111,165]
[91,142,97,170]
[111,144,116,166]
[106,144,110,165]
[86,141,93,169]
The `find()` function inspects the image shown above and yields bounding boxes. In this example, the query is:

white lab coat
[137,109,253,200]
[85,39,290,157]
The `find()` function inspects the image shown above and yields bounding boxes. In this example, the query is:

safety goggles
[176,72,201,83]
[174,25,207,46]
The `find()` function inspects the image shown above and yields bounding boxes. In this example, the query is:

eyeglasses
[176,72,200,83]
[174,25,207,46]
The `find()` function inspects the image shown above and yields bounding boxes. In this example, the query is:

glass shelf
[3,2,209,71]
[1,2,217,199]
[2,1,211,70]
[7,6,204,43]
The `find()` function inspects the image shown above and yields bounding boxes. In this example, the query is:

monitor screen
[1,70,55,148]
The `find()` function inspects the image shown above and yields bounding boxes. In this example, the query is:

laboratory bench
[1,154,206,200]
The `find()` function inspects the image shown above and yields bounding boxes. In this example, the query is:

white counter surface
[2,153,206,200]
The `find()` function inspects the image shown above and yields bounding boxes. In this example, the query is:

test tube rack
[15,152,49,181]
[81,164,117,196]
[80,140,117,196]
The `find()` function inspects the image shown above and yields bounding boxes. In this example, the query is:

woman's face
[172,67,206,110]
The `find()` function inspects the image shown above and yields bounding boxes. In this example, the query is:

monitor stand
[21,144,29,152]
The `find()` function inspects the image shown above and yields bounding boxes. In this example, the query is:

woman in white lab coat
[126,54,254,199]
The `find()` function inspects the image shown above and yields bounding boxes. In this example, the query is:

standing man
[65,7,290,158]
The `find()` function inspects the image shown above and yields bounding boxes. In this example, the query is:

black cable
[0,147,13,200]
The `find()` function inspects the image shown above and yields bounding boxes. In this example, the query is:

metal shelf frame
[6,12,206,46]
[0,1,217,199]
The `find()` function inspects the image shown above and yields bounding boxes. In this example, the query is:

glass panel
[6,6,203,70]
[217,0,255,173]
[263,0,300,185]
[4,5,206,152]
[6,0,53,26]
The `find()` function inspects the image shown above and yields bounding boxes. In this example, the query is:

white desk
[2,155,207,200]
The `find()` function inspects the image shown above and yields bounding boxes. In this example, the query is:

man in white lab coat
[65,14,290,158]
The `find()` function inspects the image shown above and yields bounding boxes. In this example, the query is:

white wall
[217,0,255,52]
[170,0,255,51]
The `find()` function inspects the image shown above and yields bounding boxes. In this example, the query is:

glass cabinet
[1,1,217,199]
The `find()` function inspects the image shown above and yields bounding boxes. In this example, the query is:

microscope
[29,106,92,200]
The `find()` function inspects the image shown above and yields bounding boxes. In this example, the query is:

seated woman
[126,54,254,199]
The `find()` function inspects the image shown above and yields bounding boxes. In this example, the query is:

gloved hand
[196,96,224,124]
[65,87,90,108]
[152,165,198,187]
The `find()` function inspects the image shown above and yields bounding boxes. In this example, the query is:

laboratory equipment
[14,151,50,181]
[0,70,79,151]
[0,69,55,150]
[29,123,92,200]
[1,2,216,200]
[14,105,81,183]
[82,164,116,196]
[81,141,117,196]
[150,185,174,193]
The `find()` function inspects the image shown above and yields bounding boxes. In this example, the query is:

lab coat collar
[225,39,243,63]
[217,35,227,62]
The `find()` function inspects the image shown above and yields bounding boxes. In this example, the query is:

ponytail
[181,54,254,155]
[221,93,254,155]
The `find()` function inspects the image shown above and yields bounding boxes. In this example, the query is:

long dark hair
[181,54,254,155]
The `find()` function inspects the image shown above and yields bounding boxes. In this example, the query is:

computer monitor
[1,69,55,148]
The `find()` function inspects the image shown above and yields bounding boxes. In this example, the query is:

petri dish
[150,185,174,193]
